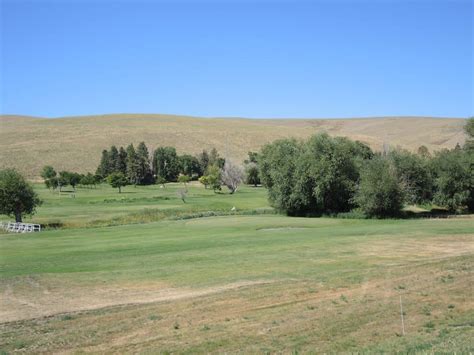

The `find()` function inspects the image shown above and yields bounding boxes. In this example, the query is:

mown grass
[2,182,271,228]
[0,183,472,353]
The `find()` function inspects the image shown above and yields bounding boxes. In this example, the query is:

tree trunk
[119,186,122,193]
[15,211,22,223]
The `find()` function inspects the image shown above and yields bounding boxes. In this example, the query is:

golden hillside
[0,114,467,178]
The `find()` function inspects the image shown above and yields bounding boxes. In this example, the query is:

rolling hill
[0,114,467,178]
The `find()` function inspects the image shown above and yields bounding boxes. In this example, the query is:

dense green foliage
[259,125,473,217]
[354,157,404,218]
[107,172,129,193]
[430,148,473,211]
[260,134,372,216]
[97,143,153,185]
[152,146,180,182]
[244,152,261,186]
[388,150,433,204]
[0,169,42,222]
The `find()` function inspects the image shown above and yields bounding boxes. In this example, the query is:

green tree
[354,157,404,218]
[417,145,431,158]
[117,147,128,174]
[0,169,42,222]
[136,142,153,184]
[80,173,96,188]
[68,172,82,191]
[244,151,259,164]
[179,154,201,178]
[431,148,473,212]
[245,163,260,186]
[58,171,70,192]
[260,134,368,215]
[107,172,129,193]
[259,138,301,214]
[389,149,433,205]
[209,148,225,168]
[197,150,210,174]
[152,147,180,182]
[40,166,57,180]
[244,152,260,186]
[45,177,59,191]
[40,166,57,190]
[198,175,209,189]
[108,146,119,173]
[96,149,110,178]
[206,165,222,192]
[178,174,191,193]
[464,117,474,151]
[126,144,139,185]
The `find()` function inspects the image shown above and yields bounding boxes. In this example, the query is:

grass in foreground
[5,183,271,228]
[1,215,473,352]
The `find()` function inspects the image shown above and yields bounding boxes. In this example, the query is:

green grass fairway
[1,212,473,352]
[14,183,271,228]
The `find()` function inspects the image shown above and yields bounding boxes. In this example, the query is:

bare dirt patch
[0,279,272,323]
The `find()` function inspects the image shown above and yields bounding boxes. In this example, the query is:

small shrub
[424,321,435,329]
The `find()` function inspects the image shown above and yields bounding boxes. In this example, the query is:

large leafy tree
[431,148,473,212]
[179,154,202,178]
[259,138,301,214]
[0,169,42,222]
[260,134,370,216]
[389,149,433,205]
[152,147,180,182]
[354,157,404,218]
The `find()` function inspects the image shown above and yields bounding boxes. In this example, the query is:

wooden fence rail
[0,221,41,233]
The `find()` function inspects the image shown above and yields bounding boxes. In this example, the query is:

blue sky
[1,0,472,118]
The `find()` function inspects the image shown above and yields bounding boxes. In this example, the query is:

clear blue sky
[1,0,472,118]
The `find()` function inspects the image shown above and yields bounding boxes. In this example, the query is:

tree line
[95,142,227,185]
[40,142,250,193]
[258,118,474,218]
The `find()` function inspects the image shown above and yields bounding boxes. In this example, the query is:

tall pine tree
[117,147,128,174]
[126,144,139,185]
[109,146,119,173]
[136,142,153,184]
[96,149,110,178]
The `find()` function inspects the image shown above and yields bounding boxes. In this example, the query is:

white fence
[0,221,41,233]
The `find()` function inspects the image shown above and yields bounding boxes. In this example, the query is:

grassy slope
[0,114,466,178]
[1,215,473,352]
[0,184,473,352]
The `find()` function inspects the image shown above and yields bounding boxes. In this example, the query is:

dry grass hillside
[0,114,466,178]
